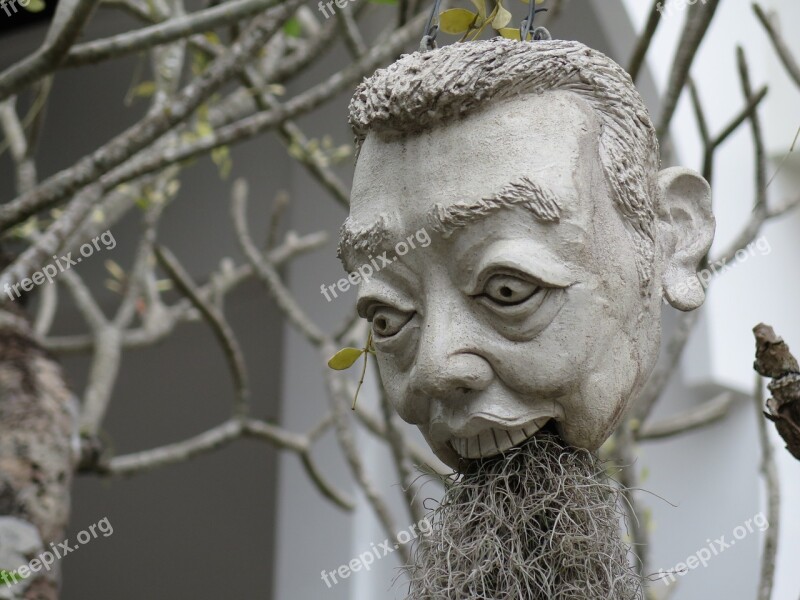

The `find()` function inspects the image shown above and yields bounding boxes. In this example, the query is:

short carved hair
[348,38,660,291]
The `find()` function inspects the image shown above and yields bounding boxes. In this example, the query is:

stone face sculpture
[339,38,715,470]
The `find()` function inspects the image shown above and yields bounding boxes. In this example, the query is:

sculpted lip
[449,417,551,459]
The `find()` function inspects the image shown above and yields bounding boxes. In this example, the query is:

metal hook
[421,0,444,51]
[520,1,548,42]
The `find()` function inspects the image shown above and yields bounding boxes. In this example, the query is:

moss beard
[406,431,643,599]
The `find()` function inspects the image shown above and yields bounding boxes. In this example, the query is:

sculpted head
[339,39,714,469]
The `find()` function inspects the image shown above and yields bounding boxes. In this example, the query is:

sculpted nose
[409,307,493,402]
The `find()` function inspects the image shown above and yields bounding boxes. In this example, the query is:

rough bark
[0,305,78,600]
[753,323,800,461]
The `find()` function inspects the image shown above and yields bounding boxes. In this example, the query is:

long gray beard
[406,432,643,600]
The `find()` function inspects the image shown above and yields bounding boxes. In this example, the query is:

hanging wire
[421,0,444,51]
[520,1,551,42]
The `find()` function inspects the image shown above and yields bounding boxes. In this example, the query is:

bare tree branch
[627,0,663,83]
[63,0,282,67]
[336,6,368,58]
[90,10,428,192]
[0,0,100,102]
[752,3,800,88]
[636,392,735,441]
[324,347,411,564]
[630,310,701,426]
[155,244,250,416]
[0,0,303,231]
[711,46,768,265]
[753,376,780,600]
[231,178,329,346]
[656,0,720,138]
[43,230,328,353]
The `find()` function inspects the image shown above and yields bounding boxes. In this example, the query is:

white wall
[619,1,800,598]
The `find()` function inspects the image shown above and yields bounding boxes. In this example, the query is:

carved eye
[482,274,541,306]
[371,307,413,338]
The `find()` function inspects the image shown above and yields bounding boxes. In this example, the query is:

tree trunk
[0,306,77,600]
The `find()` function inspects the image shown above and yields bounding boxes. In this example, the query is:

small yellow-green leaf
[204,32,222,45]
[133,81,156,98]
[497,27,520,40]
[492,3,512,29]
[469,0,486,20]
[328,347,364,370]
[438,8,477,34]
[105,260,126,281]
[283,17,302,37]
[20,0,46,13]
[195,121,213,138]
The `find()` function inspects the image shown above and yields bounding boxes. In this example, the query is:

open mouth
[449,417,551,459]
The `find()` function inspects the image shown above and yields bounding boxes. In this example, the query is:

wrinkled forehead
[341,92,601,266]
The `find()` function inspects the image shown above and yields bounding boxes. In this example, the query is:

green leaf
[328,348,364,370]
[105,260,125,281]
[211,146,232,179]
[132,81,156,98]
[492,2,512,29]
[469,0,486,20]
[20,0,46,12]
[283,17,302,37]
[438,8,478,34]
[0,569,28,585]
[497,27,520,40]
[195,121,213,138]
[204,32,222,45]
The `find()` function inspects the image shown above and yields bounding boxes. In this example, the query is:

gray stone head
[339,38,714,468]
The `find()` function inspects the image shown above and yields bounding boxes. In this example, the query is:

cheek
[493,287,612,394]
[375,352,417,423]
[559,330,643,449]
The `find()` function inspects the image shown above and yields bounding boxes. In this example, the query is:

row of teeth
[450,418,549,459]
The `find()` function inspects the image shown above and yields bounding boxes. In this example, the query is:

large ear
[657,167,715,311]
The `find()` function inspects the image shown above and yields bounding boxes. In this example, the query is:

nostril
[457,387,471,394]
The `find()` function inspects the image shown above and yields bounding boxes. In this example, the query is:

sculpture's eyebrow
[427,176,561,237]
[337,177,562,270]
[337,215,395,270]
